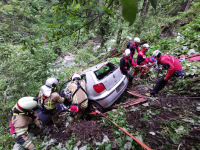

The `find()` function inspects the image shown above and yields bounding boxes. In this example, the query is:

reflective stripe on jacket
[43,92,64,109]
[67,80,88,108]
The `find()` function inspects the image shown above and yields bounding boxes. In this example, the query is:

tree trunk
[140,0,150,24]
[184,0,192,12]
[116,29,122,45]
[1,0,8,5]
[140,0,147,17]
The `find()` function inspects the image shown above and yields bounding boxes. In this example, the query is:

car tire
[88,101,105,113]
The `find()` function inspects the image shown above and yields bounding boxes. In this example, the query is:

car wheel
[89,101,105,113]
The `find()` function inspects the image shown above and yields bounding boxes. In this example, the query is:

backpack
[126,42,132,48]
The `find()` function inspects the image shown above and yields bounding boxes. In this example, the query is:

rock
[102,134,109,143]
[196,106,200,111]
[111,140,118,149]
[126,136,133,142]
[73,146,78,150]
[175,126,184,134]
[149,132,156,135]
[124,142,132,150]
[65,122,69,128]
[142,102,149,107]
[187,49,196,55]
[56,143,62,148]
[12,143,24,150]
[76,140,81,147]
[79,145,87,150]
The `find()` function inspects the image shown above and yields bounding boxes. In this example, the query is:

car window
[94,62,117,80]
[59,81,71,95]
[81,74,86,82]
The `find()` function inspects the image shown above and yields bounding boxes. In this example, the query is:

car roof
[81,61,109,75]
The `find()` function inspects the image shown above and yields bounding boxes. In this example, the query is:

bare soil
[127,83,200,150]
[48,116,114,149]
[46,76,200,150]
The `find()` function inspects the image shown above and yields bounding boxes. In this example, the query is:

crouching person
[120,49,137,85]
[64,73,88,122]
[10,97,43,150]
[149,50,183,96]
[40,78,65,127]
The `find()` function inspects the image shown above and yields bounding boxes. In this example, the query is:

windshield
[94,62,118,80]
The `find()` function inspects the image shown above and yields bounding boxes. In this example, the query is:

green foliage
[120,0,137,26]
[104,104,128,130]
[150,0,157,10]
[0,44,59,112]
[0,0,200,149]
[107,57,121,66]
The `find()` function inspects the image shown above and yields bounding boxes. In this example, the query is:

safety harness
[9,108,36,134]
[41,94,57,116]
[130,42,139,56]
[69,80,88,116]
[120,56,131,71]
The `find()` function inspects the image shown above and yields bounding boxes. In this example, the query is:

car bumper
[91,75,128,108]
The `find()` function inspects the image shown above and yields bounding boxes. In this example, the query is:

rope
[93,107,152,150]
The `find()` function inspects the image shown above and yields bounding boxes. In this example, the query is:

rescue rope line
[93,107,152,150]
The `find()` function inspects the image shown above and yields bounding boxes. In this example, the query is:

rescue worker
[149,50,183,96]
[120,49,137,85]
[64,73,88,122]
[132,44,151,78]
[10,97,43,150]
[126,42,132,49]
[129,37,141,59]
[40,78,65,127]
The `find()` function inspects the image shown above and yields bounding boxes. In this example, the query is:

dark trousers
[150,70,183,95]
[126,70,133,83]
[150,76,167,95]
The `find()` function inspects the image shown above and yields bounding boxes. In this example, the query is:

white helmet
[15,97,38,112]
[40,85,51,97]
[142,44,150,50]
[45,78,59,88]
[72,73,81,81]
[125,49,131,56]
[153,50,162,57]
[134,37,140,43]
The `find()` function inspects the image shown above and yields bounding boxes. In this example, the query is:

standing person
[149,50,183,96]
[64,73,88,122]
[10,97,43,150]
[40,78,65,127]
[129,37,141,59]
[132,44,150,78]
[120,49,137,85]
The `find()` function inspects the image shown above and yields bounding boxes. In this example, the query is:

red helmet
[72,73,81,81]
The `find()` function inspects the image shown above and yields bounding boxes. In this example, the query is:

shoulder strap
[12,108,36,119]
[72,80,87,98]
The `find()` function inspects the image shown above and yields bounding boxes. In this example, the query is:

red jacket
[136,50,149,65]
[158,55,183,79]
[147,56,157,64]
[130,42,140,58]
